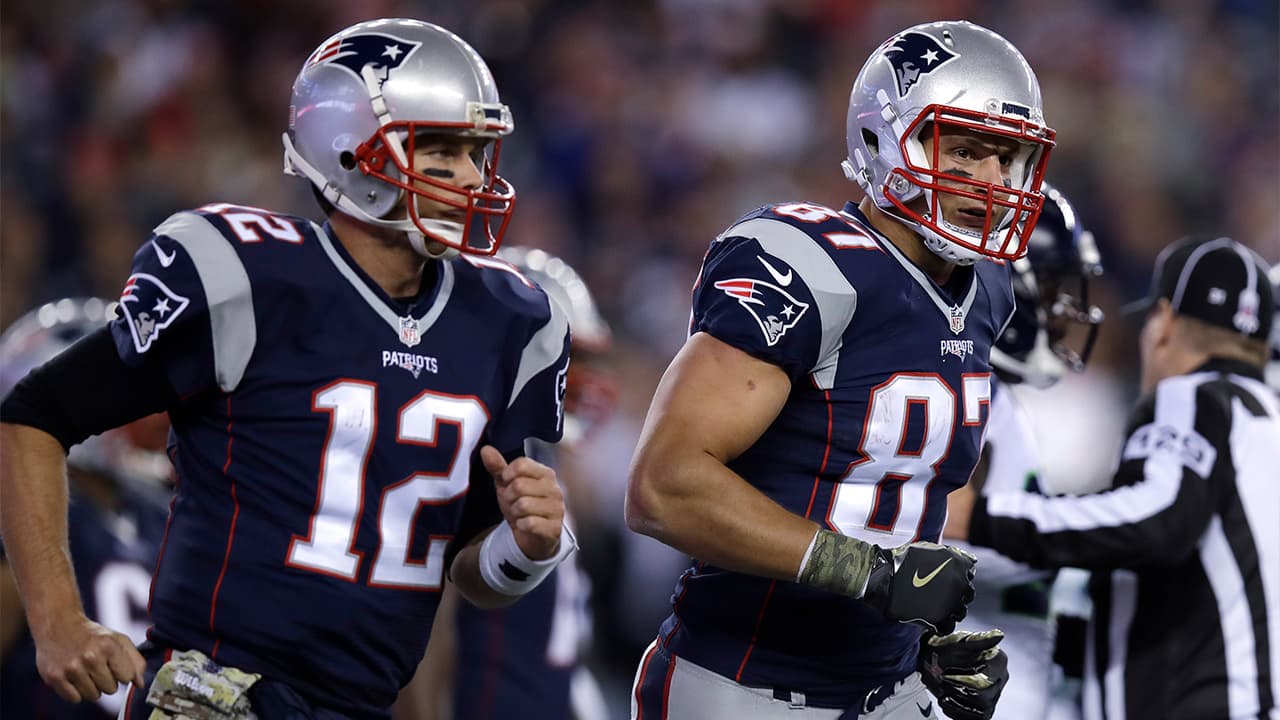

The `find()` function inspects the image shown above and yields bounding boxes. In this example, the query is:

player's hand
[863,542,976,634]
[32,612,145,703]
[480,445,565,560]
[918,629,1009,720]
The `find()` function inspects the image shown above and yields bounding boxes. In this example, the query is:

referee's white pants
[629,639,940,719]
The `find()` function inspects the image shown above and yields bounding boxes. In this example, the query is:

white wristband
[478,521,577,596]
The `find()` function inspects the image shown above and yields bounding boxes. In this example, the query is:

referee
[948,236,1279,720]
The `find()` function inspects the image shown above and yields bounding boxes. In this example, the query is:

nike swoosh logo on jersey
[152,240,177,267]
[917,701,933,716]
[912,558,952,588]
[757,255,792,286]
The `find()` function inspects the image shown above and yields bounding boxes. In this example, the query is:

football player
[394,247,615,720]
[0,298,171,720]
[945,182,1105,720]
[624,20,1055,720]
[0,19,575,720]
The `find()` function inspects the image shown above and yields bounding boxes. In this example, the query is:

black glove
[917,629,1009,720]
[863,542,976,634]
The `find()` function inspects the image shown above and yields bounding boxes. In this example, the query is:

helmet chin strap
[284,132,466,260]
[406,221,464,260]
[921,224,983,266]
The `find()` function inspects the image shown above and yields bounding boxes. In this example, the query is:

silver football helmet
[843,21,1056,265]
[497,246,616,445]
[0,298,172,494]
[283,18,515,258]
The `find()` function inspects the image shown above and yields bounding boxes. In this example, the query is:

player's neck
[858,197,954,285]
[329,212,428,299]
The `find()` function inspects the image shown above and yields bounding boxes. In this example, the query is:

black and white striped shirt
[970,358,1280,720]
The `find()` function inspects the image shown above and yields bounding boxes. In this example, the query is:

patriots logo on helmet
[309,33,421,88]
[713,278,809,347]
[120,273,190,354]
[883,31,958,98]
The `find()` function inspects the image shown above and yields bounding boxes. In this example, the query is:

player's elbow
[624,449,681,542]
[624,465,663,538]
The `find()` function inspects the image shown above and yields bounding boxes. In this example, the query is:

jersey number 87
[828,372,990,545]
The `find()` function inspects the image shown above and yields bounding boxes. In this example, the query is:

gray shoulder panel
[509,291,569,409]
[724,217,857,389]
[153,212,256,392]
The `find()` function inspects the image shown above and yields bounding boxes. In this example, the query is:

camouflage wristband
[796,528,882,599]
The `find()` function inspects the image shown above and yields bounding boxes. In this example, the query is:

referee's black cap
[1123,236,1274,341]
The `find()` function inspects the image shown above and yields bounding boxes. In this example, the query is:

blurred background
[2,0,1277,716]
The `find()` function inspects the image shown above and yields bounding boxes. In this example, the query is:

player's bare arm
[450,446,567,609]
[393,585,460,720]
[0,423,145,702]
[944,478,979,542]
[0,558,25,664]
[627,332,977,633]
[626,332,816,578]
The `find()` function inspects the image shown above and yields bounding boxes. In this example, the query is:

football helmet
[990,183,1105,388]
[0,298,171,493]
[283,18,515,258]
[497,246,616,445]
[843,21,1056,265]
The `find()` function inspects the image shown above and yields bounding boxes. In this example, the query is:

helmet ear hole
[339,151,357,171]
[862,129,879,157]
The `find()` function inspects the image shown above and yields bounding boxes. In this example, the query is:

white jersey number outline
[828,372,990,546]
[287,382,488,590]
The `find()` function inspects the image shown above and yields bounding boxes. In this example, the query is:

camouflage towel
[145,649,260,720]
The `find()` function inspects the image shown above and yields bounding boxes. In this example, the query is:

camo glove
[917,629,1008,720]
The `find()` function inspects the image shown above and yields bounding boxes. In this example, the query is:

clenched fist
[33,613,145,703]
[479,445,565,560]
[863,542,977,635]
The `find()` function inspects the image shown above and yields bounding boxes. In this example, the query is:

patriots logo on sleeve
[883,31,957,97]
[308,33,421,88]
[713,275,810,347]
[554,360,569,432]
[120,273,190,353]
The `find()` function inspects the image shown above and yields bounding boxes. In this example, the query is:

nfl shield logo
[399,316,421,348]
[949,305,966,335]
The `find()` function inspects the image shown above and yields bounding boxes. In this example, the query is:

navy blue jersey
[1,487,169,720]
[451,441,591,720]
[108,203,570,719]
[453,562,589,720]
[658,202,1015,707]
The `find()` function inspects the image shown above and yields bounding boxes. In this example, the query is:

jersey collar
[314,221,455,346]
[840,203,980,329]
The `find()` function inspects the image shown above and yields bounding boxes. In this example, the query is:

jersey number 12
[287,381,488,590]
